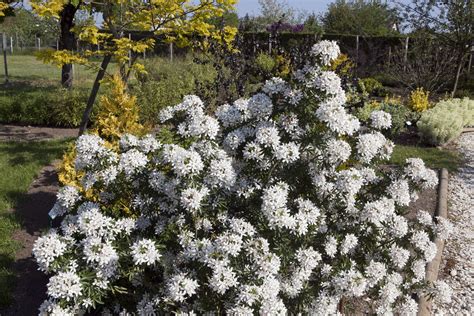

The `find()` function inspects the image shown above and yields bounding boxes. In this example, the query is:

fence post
[2,33,9,84]
[38,37,41,50]
[403,37,409,71]
[355,35,359,75]
[253,33,256,54]
[10,37,13,54]
[468,46,473,75]
[268,33,272,54]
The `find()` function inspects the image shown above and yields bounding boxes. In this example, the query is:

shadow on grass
[1,139,71,167]
[0,81,59,94]
[0,140,70,311]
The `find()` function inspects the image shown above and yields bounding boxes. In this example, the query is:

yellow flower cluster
[409,88,430,112]
[58,75,148,192]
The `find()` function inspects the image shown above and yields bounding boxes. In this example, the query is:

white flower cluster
[34,41,449,315]
[311,40,341,66]
[370,110,392,130]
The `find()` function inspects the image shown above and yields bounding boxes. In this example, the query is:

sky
[236,0,333,17]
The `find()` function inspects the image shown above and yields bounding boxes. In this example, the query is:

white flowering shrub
[34,41,451,315]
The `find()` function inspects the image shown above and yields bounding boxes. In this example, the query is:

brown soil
[406,186,438,218]
[0,124,78,141]
[1,164,60,316]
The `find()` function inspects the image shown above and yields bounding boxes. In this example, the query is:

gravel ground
[434,132,474,315]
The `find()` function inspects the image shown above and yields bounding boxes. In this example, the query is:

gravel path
[434,132,474,315]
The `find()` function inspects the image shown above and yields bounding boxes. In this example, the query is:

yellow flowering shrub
[58,75,148,190]
[0,1,9,16]
[409,88,430,112]
[329,53,354,77]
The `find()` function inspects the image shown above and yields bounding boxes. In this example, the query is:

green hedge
[0,87,91,127]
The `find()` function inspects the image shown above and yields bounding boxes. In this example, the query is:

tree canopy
[323,0,400,36]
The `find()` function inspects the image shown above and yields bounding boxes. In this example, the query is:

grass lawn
[390,144,462,172]
[0,54,119,87]
[0,54,131,127]
[0,139,70,307]
[0,54,120,127]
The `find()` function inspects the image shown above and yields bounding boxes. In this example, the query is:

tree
[323,0,400,36]
[303,13,324,34]
[208,9,239,28]
[31,0,237,135]
[258,0,295,25]
[397,0,474,96]
[0,8,59,49]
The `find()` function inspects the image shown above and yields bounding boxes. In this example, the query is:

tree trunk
[78,55,112,136]
[451,53,466,98]
[59,4,78,88]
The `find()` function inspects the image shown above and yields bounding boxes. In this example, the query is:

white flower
[435,216,454,239]
[411,230,437,261]
[75,134,116,170]
[390,244,410,269]
[433,280,453,304]
[263,77,289,96]
[326,138,351,165]
[397,296,418,315]
[417,210,434,226]
[119,149,148,176]
[119,134,140,150]
[47,271,82,301]
[261,182,295,230]
[205,157,236,189]
[311,40,340,65]
[324,236,338,258]
[77,202,113,237]
[162,145,204,177]
[131,239,161,266]
[404,158,438,188]
[247,93,273,120]
[180,187,209,212]
[411,259,426,281]
[209,260,238,294]
[341,234,358,255]
[167,273,199,302]
[357,132,390,163]
[33,231,68,272]
[39,299,75,316]
[274,142,300,163]
[309,292,340,315]
[387,179,411,206]
[255,124,280,148]
[365,260,387,285]
[83,237,118,267]
[370,110,392,129]
[316,101,360,135]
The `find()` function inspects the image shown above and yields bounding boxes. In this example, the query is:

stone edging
[417,168,449,316]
